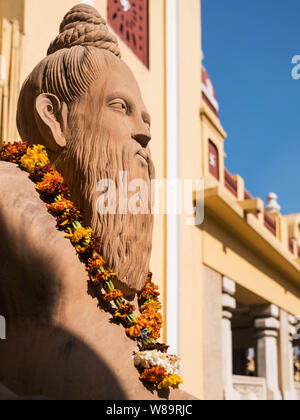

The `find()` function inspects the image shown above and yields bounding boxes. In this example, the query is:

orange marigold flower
[81,237,104,262]
[0,141,29,163]
[113,304,136,321]
[126,325,142,338]
[75,244,89,253]
[149,325,161,340]
[30,164,54,183]
[87,254,105,273]
[56,207,83,229]
[137,317,152,330]
[104,289,123,302]
[89,237,103,255]
[47,197,74,215]
[95,269,116,283]
[140,309,163,324]
[137,310,163,340]
[138,281,160,305]
[141,367,168,384]
[36,171,70,201]
[118,303,135,315]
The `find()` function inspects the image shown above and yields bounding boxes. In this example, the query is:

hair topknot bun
[47,4,121,58]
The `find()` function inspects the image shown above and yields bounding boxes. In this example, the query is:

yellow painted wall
[0,0,24,32]
[202,213,300,315]
[178,0,204,400]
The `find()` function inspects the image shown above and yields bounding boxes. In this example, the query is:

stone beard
[54,92,155,295]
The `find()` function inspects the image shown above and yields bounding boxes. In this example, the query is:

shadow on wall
[0,326,127,400]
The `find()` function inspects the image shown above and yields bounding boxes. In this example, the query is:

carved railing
[264,211,277,237]
[205,141,300,261]
[224,168,238,198]
[233,375,267,400]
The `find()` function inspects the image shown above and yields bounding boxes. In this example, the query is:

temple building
[1,0,300,400]
[200,67,300,400]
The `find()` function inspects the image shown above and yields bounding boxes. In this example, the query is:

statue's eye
[109,99,128,113]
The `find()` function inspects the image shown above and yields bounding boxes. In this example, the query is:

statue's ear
[34,93,68,152]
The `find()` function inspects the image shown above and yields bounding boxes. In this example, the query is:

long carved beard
[54,123,155,296]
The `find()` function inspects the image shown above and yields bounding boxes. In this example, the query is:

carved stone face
[52,58,155,295]
[95,60,153,184]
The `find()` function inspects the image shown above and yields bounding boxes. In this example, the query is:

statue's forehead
[96,60,143,101]
[107,63,141,94]
[85,58,149,115]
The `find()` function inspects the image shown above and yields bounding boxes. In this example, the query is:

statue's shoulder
[0,160,85,287]
[0,161,50,231]
[0,161,35,195]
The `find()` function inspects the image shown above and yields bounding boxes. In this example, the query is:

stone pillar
[222,277,236,400]
[253,304,282,400]
[203,266,223,400]
[278,310,296,400]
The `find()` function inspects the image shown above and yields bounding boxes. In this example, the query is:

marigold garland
[20,144,50,172]
[141,367,168,385]
[0,141,28,163]
[0,141,183,391]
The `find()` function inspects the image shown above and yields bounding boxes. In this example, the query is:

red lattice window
[208,140,219,180]
[107,0,149,68]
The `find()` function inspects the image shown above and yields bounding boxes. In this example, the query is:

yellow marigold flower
[126,325,142,338]
[87,254,105,273]
[75,244,89,253]
[20,144,49,172]
[157,374,183,390]
[140,300,162,312]
[104,289,123,302]
[66,227,93,245]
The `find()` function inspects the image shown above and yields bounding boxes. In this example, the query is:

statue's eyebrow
[142,111,151,126]
[106,92,132,103]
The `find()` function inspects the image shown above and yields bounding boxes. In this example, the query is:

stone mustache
[17,3,155,295]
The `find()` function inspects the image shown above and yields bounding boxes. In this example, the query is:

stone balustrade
[233,375,267,401]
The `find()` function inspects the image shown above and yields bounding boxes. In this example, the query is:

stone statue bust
[0,4,193,401]
[17,3,155,296]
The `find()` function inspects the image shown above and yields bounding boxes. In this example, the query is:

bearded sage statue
[17,3,155,295]
[0,4,193,401]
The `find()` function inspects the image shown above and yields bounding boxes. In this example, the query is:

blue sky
[202,0,300,215]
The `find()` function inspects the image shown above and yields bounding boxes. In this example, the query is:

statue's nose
[132,109,151,147]
[132,132,151,148]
